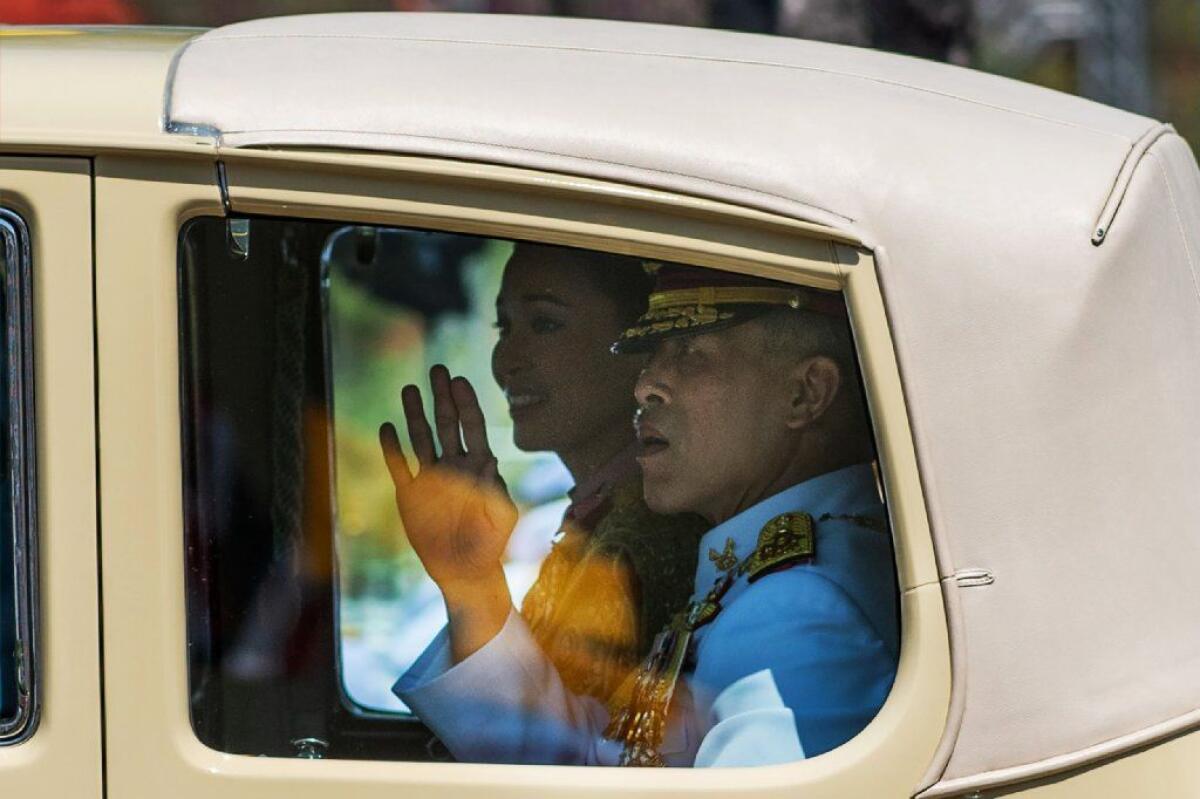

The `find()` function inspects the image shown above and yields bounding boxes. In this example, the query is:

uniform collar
[692,463,879,597]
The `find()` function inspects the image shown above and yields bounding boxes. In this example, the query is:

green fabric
[587,478,707,654]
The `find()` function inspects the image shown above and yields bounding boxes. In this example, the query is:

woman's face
[492,249,645,465]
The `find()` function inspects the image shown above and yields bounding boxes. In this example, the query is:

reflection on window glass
[325,228,561,714]
[181,216,897,765]
[0,209,36,745]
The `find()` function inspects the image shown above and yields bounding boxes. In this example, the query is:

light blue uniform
[394,463,899,767]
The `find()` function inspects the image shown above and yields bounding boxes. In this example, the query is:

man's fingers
[378,422,413,487]
[401,385,437,466]
[451,376,493,458]
[430,364,464,457]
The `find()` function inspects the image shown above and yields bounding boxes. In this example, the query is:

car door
[0,157,103,798]
[94,147,948,798]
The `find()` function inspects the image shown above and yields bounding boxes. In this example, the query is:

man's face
[634,321,795,523]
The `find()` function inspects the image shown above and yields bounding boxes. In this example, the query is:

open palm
[379,365,517,593]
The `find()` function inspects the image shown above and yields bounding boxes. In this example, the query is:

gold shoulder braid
[740,512,816,582]
[605,512,816,766]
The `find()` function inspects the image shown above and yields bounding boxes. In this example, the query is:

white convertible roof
[165,14,1200,796]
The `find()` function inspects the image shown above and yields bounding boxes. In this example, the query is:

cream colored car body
[0,21,1197,799]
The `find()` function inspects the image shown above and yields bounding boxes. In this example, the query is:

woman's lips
[505,391,546,417]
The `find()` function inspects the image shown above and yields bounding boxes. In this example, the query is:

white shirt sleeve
[393,609,622,766]
[693,668,806,767]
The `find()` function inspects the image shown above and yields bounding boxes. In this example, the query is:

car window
[180,216,898,765]
[0,209,36,745]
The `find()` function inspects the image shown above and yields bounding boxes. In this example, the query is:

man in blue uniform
[390,265,899,767]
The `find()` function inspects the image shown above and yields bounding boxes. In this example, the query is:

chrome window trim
[0,207,38,745]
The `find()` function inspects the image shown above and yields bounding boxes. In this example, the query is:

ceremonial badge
[707,537,738,572]
[605,573,734,767]
[607,511,818,765]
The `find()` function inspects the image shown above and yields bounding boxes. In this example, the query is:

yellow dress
[519,473,706,709]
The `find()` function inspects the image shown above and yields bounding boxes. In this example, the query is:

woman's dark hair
[510,242,656,325]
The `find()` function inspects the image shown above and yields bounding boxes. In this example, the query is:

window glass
[0,209,36,745]
[0,400,11,724]
[181,216,897,765]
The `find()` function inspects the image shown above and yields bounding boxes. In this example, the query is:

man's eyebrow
[518,291,571,307]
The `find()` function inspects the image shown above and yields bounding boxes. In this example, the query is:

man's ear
[785,355,841,430]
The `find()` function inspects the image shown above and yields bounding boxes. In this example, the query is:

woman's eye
[531,316,564,334]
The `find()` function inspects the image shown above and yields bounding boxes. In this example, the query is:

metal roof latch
[955,568,995,588]
[291,737,329,759]
[213,161,250,260]
[226,218,251,260]
[215,160,232,214]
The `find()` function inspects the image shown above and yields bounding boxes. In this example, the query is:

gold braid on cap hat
[618,286,813,345]
[647,286,811,311]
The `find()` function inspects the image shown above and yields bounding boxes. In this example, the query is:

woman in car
[380,242,706,711]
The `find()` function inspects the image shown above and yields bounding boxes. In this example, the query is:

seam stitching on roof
[220,126,857,223]
[188,33,1137,142]
[1091,123,1172,244]
[1090,132,1141,242]
[921,707,1200,798]
[1151,148,1200,309]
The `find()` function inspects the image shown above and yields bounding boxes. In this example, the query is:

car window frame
[0,206,39,746]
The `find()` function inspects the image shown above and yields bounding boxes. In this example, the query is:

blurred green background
[323,227,570,711]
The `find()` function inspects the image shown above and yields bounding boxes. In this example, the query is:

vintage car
[1,12,1199,798]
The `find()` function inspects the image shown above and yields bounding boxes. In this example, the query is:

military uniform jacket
[393,463,899,767]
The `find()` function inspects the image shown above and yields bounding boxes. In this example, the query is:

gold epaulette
[740,512,815,582]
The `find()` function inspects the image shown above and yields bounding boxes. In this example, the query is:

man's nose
[634,361,670,407]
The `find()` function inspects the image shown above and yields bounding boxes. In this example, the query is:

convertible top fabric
[165,14,1200,796]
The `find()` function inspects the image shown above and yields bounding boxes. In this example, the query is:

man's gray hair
[755,307,856,369]
[752,306,873,455]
